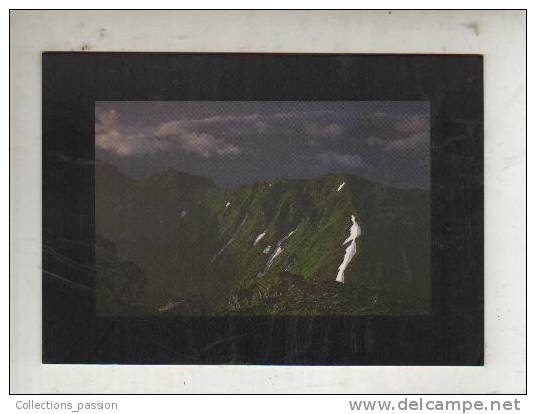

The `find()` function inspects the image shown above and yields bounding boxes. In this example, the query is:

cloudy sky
[95,101,430,188]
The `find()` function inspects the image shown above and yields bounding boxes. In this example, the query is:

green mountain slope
[95,161,431,316]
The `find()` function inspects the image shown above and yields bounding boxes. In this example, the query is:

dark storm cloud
[316,152,368,169]
[95,101,430,188]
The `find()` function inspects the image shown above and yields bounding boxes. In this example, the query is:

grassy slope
[205,175,356,286]
[95,162,431,315]
[226,271,430,316]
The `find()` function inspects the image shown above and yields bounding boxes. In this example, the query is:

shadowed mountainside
[95,160,431,316]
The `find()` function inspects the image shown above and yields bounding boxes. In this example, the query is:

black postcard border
[41,52,483,366]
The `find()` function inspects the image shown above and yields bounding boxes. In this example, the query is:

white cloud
[272,110,333,119]
[397,114,429,134]
[304,123,343,138]
[383,115,430,152]
[166,113,262,128]
[95,108,151,157]
[96,130,136,156]
[154,121,241,158]
[384,132,428,152]
[95,108,120,133]
[366,135,385,146]
[365,115,430,153]
[95,109,241,159]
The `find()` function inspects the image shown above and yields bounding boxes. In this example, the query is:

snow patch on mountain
[335,214,361,283]
[265,247,283,270]
[180,210,187,219]
[211,213,248,263]
[253,232,266,246]
[263,245,272,254]
[157,300,184,312]
[259,227,298,276]
[336,182,346,192]
[225,201,231,209]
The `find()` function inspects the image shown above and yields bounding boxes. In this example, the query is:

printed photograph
[95,101,431,316]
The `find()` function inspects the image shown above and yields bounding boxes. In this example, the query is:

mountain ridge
[95,160,431,315]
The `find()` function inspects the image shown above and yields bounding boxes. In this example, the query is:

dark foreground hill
[95,160,431,316]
